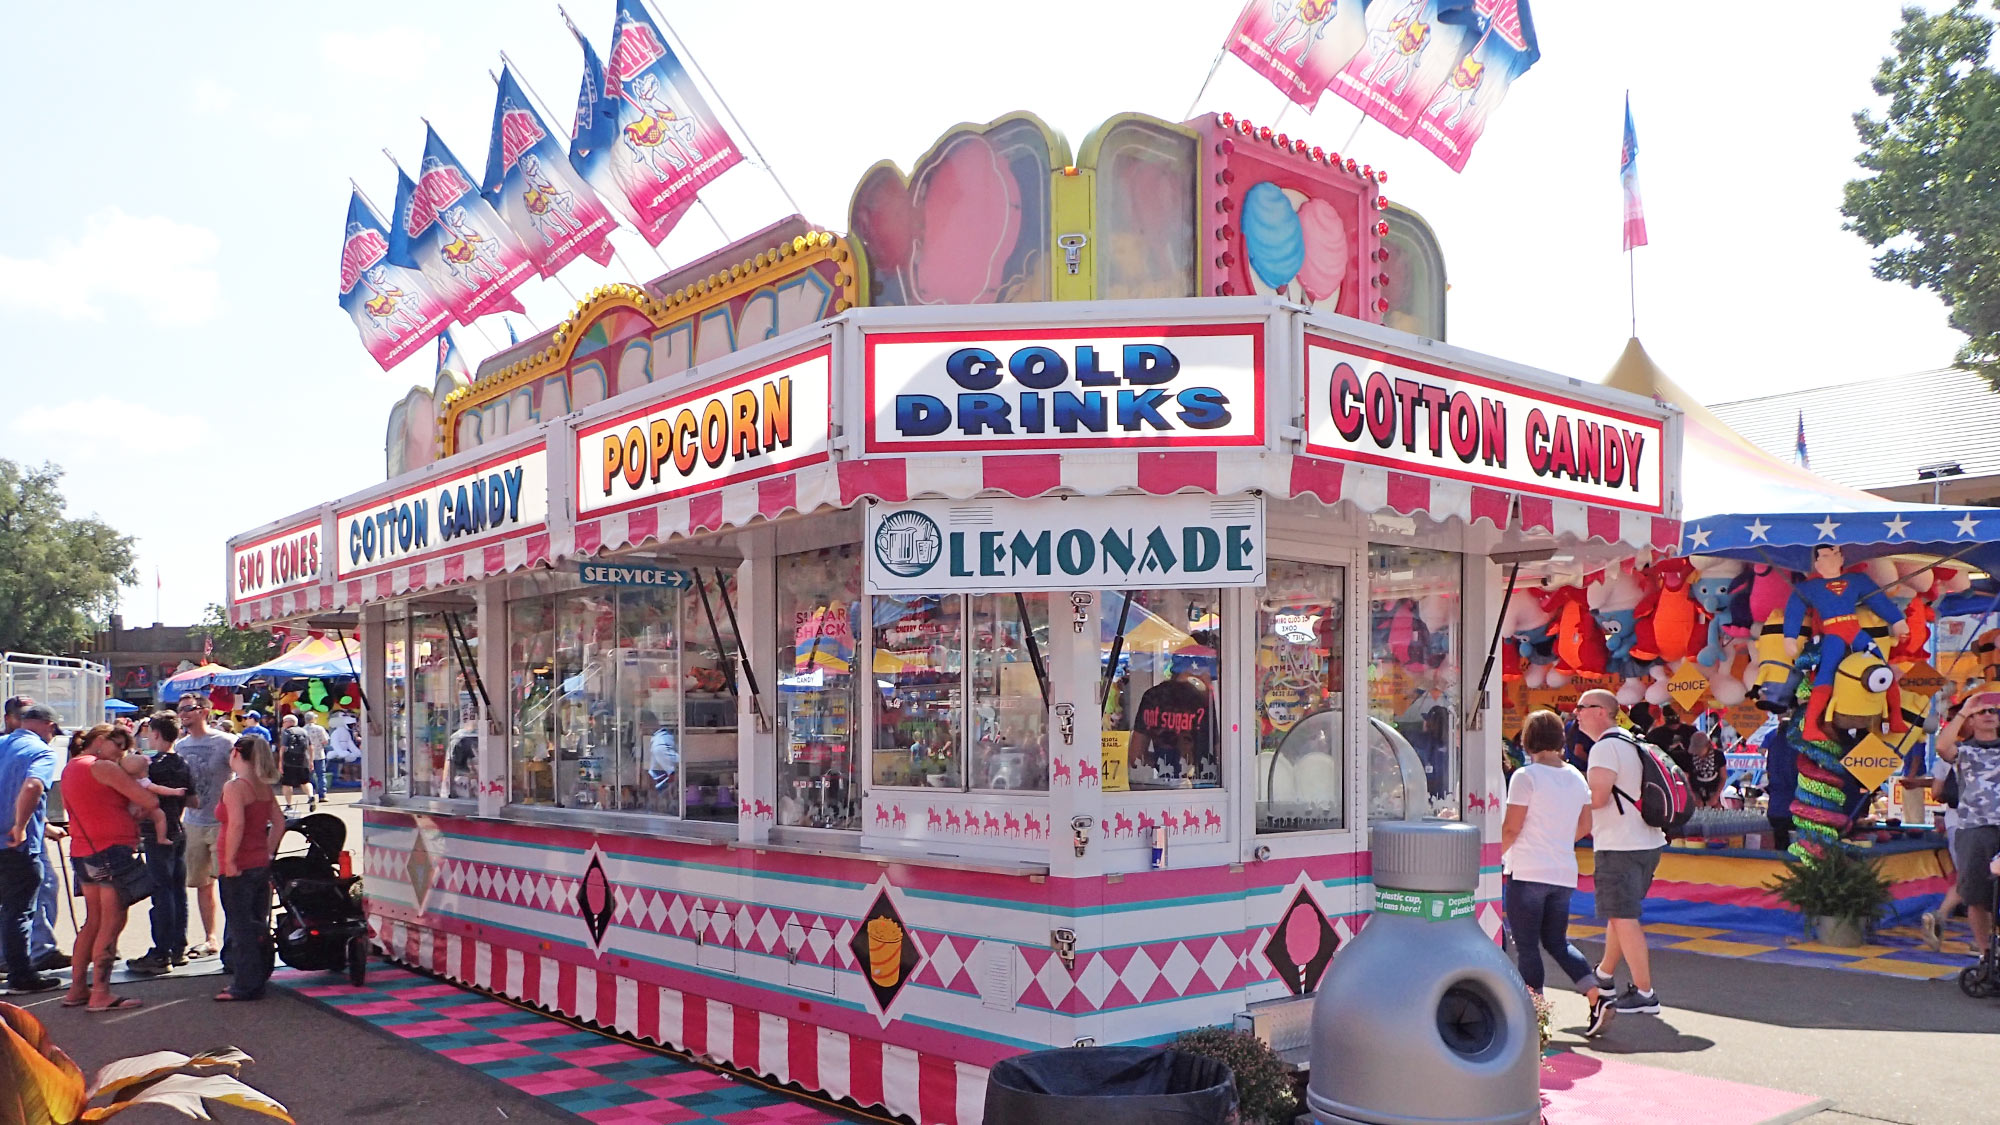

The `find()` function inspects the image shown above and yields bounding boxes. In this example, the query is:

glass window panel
[969,593,1050,791]
[556,591,618,810]
[408,615,453,798]
[384,612,408,797]
[871,596,965,789]
[776,547,860,829]
[608,587,680,814]
[1367,546,1460,815]
[682,569,740,822]
[509,596,558,806]
[1102,589,1223,790]
[1256,561,1346,833]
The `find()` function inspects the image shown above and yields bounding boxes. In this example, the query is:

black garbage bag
[984,1046,1239,1125]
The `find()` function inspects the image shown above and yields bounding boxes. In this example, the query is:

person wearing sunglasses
[1577,689,1667,1016]
[1937,692,2000,964]
[171,696,237,961]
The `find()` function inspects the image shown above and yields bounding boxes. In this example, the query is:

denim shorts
[1593,848,1662,920]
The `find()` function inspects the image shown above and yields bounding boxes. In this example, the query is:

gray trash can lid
[1370,819,1481,894]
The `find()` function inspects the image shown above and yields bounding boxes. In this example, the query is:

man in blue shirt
[2,701,64,992]
[241,710,273,744]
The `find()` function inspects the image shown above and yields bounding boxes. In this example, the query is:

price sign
[1100,731,1131,792]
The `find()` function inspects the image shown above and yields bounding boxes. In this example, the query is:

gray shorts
[1955,824,2000,909]
[1593,848,1662,920]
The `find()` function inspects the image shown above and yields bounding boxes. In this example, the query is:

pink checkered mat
[1540,1051,1828,1125]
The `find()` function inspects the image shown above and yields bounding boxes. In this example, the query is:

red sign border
[229,522,325,604]
[334,442,551,581]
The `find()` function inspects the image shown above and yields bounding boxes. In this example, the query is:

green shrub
[1171,1026,1297,1125]
[1766,844,1893,925]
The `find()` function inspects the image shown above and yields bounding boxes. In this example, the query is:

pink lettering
[340,229,389,292]
[499,104,545,173]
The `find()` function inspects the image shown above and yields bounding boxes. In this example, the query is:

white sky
[0,0,1966,627]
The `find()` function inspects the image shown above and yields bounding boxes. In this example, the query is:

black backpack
[281,728,310,771]
[1602,728,1695,831]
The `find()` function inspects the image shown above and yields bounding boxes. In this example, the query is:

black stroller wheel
[348,935,369,988]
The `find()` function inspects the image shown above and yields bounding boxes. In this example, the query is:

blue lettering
[1052,391,1106,433]
[349,520,364,565]
[1116,389,1171,431]
[950,531,973,577]
[1056,530,1094,574]
[1123,344,1180,385]
[468,478,487,533]
[979,530,1005,576]
[1075,345,1119,387]
[1008,346,1067,390]
[437,490,455,541]
[1020,391,1045,432]
[1010,530,1051,575]
[944,347,1002,390]
[503,468,524,523]
[895,394,950,436]
[1182,526,1221,572]
[956,393,1013,435]
[410,499,429,549]
[1226,524,1254,571]
[1175,388,1232,429]
[1099,528,1135,575]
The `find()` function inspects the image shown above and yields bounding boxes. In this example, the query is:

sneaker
[7,975,63,994]
[1921,911,1944,952]
[169,951,189,967]
[127,954,172,976]
[1585,995,1616,1038]
[1612,986,1661,1015]
[1592,968,1616,994]
[31,950,70,972]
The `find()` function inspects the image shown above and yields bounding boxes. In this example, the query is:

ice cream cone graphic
[866,916,905,988]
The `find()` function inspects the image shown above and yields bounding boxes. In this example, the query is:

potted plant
[1766,844,1893,947]
[1170,1026,1298,1125]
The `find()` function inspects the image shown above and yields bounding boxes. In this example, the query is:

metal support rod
[712,568,766,728]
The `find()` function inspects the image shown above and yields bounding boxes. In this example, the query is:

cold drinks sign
[865,493,1266,594]
[864,324,1263,452]
[1304,337,1667,513]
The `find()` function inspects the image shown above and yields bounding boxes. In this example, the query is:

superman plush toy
[1784,544,1908,741]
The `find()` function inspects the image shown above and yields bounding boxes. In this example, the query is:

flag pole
[1628,248,1637,337]
[1184,47,1227,119]
[638,0,805,216]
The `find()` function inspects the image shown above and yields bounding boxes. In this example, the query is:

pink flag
[1223,0,1372,111]
[1622,94,1648,251]
[1329,0,1469,136]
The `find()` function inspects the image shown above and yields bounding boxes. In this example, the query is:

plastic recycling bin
[983,1046,1239,1124]
[1308,820,1539,1125]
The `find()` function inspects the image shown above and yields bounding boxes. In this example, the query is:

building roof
[1708,368,2000,493]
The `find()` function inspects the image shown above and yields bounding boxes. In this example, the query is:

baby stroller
[272,813,372,986]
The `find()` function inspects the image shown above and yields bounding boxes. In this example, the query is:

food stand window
[1367,546,1460,812]
[1255,561,1347,833]
[1101,588,1224,790]
[382,606,478,801]
[505,584,688,816]
[776,546,860,830]
[681,570,740,822]
[872,593,1051,792]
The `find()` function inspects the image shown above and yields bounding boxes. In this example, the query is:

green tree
[1842,1,2000,385]
[0,460,137,654]
[191,603,280,668]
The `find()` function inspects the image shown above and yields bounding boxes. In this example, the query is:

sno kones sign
[1304,337,1667,513]
[865,493,1266,594]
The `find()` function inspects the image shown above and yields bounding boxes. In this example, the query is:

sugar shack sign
[865,493,1266,594]
[1304,336,1666,513]
[576,345,832,517]
[864,323,1264,453]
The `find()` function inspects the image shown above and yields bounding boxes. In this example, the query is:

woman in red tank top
[217,734,285,1001]
[61,724,165,1011]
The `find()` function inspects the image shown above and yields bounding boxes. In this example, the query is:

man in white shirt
[1577,689,1667,1015]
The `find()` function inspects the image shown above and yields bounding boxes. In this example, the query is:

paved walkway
[1567,915,1977,982]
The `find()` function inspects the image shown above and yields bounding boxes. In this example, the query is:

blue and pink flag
[1622,94,1648,251]
[569,2,739,246]
[389,124,535,325]
[483,66,618,277]
[338,190,450,371]
[1410,0,1538,171]
[1329,0,1475,137]
[1224,0,1375,111]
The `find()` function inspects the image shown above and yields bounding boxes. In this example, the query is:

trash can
[1307,820,1539,1125]
[983,1046,1239,1125]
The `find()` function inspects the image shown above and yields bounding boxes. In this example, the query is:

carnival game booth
[229,111,1679,1124]
[1531,340,1996,935]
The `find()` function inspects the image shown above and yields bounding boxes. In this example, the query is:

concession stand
[228,110,1681,1123]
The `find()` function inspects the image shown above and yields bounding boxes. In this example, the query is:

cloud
[191,77,237,113]
[320,27,443,80]
[11,397,211,444]
[0,210,222,324]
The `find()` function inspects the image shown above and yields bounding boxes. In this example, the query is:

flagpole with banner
[637,0,802,216]
[1621,92,1648,337]
[339,181,452,371]
[482,61,619,292]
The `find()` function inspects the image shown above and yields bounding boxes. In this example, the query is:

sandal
[213,992,259,1002]
[187,941,219,958]
[60,995,89,1008]
[87,996,143,1012]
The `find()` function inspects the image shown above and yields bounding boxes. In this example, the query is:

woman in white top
[1503,709,1613,1037]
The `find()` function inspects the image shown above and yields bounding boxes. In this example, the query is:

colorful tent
[1602,339,1998,570]
[156,662,237,702]
[236,634,365,682]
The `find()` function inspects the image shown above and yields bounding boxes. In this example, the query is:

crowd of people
[1,692,355,1008]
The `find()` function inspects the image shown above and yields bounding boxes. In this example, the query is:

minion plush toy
[1784,545,1908,741]
[1754,612,1800,713]
[1823,650,1905,740]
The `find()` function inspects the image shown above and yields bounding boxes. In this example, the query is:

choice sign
[865,492,1265,594]
[1304,337,1666,513]
[337,445,549,579]
[577,345,831,517]
[232,523,323,602]
[864,323,1264,453]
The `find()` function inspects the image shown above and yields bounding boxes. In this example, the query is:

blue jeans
[29,845,58,960]
[311,760,329,801]
[0,848,40,985]
[144,839,189,959]
[1504,878,1594,993]
[219,868,272,999]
